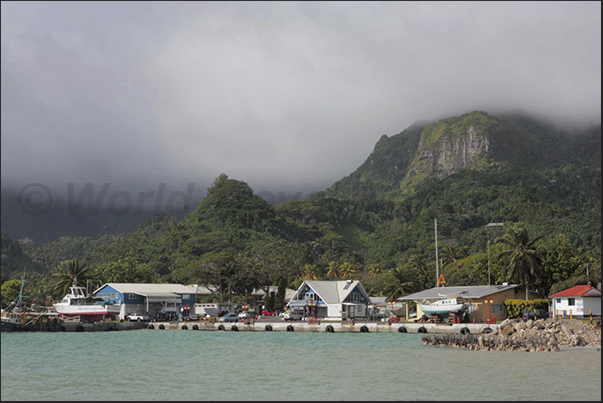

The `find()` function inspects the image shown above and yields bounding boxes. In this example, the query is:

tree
[380,265,419,301]
[339,262,356,280]
[495,224,543,300]
[326,261,340,280]
[51,258,95,298]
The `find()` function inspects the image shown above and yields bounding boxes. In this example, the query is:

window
[556,298,561,303]
[568,298,575,306]
[491,304,504,315]
[128,294,139,299]
[107,293,114,300]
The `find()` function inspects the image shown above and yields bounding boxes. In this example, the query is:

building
[287,280,371,320]
[94,283,197,320]
[548,283,601,318]
[398,284,545,323]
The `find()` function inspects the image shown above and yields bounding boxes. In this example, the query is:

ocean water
[1,330,600,401]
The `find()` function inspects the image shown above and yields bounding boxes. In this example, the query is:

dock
[145,320,498,334]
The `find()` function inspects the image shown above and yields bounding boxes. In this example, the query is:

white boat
[417,219,470,321]
[418,297,469,318]
[54,284,121,322]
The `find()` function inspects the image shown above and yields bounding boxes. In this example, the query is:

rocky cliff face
[408,124,490,184]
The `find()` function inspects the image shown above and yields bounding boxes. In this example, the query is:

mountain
[316,111,601,201]
[1,110,600,292]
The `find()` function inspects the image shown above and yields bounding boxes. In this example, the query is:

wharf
[145,320,498,335]
[61,321,147,332]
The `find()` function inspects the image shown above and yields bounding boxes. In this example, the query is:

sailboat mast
[435,218,439,290]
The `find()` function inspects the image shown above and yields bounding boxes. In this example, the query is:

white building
[287,280,371,320]
[548,283,601,318]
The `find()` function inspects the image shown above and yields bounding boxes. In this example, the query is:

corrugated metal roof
[548,284,601,298]
[397,284,520,301]
[296,280,369,304]
[95,283,197,295]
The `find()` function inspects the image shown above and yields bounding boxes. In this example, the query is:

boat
[53,282,122,322]
[1,275,63,332]
[418,297,469,319]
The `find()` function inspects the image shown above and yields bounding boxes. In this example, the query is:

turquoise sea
[1,330,600,401]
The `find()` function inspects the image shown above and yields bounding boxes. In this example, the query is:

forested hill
[1,111,600,302]
[315,111,601,201]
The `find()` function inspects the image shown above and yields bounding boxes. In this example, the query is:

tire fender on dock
[181,325,188,330]
[218,324,225,331]
[398,326,407,333]
[460,327,470,335]
[231,325,238,332]
[158,324,165,330]
[286,325,294,332]
[192,324,199,330]
[148,324,154,329]
[264,325,273,331]
[417,326,427,333]
[325,325,334,333]
[360,325,369,333]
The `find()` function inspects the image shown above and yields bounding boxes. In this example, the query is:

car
[523,309,549,321]
[188,314,199,321]
[127,313,150,322]
[262,310,275,316]
[238,312,255,320]
[218,313,239,322]
[282,310,303,321]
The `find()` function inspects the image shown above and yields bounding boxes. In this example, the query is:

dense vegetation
[1,111,600,309]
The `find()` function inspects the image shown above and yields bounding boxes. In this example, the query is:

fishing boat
[53,283,122,322]
[1,276,63,332]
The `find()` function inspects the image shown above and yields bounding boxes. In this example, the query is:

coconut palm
[382,266,417,301]
[367,263,382,278]
[407,254,430,288]
[495,224,543,300]
[326,261,340,280]
[300,264,319,281]
[51,258,94,298]
[339,262,356,280]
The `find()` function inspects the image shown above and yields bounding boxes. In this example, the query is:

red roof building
[548,283,601,318]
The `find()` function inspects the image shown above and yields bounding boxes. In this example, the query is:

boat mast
[435,218,439,291]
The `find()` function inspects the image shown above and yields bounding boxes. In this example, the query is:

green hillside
[1,111,600,306]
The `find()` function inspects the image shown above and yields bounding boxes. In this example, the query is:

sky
[1,1,601,208]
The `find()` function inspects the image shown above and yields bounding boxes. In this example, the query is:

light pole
[488,299,493,324]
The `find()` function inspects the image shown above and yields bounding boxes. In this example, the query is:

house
[398,284,545,323]
[286,280,371,320]
[94,283,197,320]
[548,283,601,318]
[190,284,297,314]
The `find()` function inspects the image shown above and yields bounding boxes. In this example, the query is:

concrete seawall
[146,321,498,335]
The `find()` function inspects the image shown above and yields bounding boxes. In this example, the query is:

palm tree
[495,224,543,300]
[326,261,340,280]
[301,264,319,281]
[383,266,417,301]
[51,258,95,298]
[339,262,356,280]
[407,254,429,288]
[367,263,382,278]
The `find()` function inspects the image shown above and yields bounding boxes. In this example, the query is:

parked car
[127,313,150,322]
[283,310,303,321]
[262,310,275,316]
[218,313,239,322]
[188,314,199,321]
[523,309,549,321]
[238,311,254,320]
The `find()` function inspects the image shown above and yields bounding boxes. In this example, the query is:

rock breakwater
[422,318,601,352]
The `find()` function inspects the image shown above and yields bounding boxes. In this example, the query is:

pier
[145,320,498,334]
